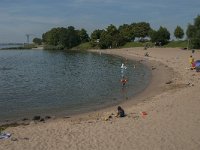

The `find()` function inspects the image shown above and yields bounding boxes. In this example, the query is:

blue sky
[0,0,199,43]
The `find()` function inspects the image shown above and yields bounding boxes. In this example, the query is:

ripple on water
[0,50,151,122]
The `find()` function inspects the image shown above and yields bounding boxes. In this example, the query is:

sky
[0,0,199,43]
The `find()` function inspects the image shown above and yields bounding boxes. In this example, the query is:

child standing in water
[121,76,128,86]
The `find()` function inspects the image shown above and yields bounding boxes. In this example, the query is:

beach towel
[0,132,11,139]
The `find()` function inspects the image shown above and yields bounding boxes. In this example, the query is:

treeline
[187,15,200,49]
[34,15,200,49]
[42,26,89,50]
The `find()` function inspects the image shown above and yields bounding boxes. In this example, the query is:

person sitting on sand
[144,52,149,57]
[116,106,125,117]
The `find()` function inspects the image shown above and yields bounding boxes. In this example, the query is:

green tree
[148,29,157,43]
[90,29,104,47]
[78,29,90,43]
[33,38,42,45]
[91,29,104,40]
[186,15,200,49]
[112,33,126,48]
[118,24,134,42]
[174,26,184,39]
[132,22,151,39]
[186,24,196,38]
[106,24,118,36]
[42,28,60,46]
[149,26,170,45]
[99,24,126,49]
[42,26,81,50]
[64,26,81,49]
[99,31,112,49]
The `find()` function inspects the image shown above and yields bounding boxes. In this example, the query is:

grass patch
[43,45,64,50]
[71,42,92,50]
[122,42,144,48]
[121,42,154,48]
[43,40,190,51]
[164,40,188,48]
[122,41,188,49]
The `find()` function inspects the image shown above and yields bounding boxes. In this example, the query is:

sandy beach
[1,47,200,150]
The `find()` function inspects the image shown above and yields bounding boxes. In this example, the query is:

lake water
[0,50,151,122]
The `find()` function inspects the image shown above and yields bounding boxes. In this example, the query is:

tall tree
[149,26,170,45]
[33,38,42,45]
[135,22,151,39]
[186,15,200,48]
[78,29,90,43]
[130,22,151,40]
[106,24,119,36]
[99,24,126,49]
[148,29,157,43]
[118,24,134,42]
[174,26,184,39]
[42,26,82,50]
[90,29,104,47]
[42,28,60,46]
[91,29,104,40]
[99,31,112,49]
[65,26,81,49]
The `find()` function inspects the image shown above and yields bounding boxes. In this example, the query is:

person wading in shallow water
[121,76,128,86]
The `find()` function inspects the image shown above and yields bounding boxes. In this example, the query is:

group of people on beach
[115,63,128,117]
[189,55,200,72]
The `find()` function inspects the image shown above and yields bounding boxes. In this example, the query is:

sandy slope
[1,48,200,150]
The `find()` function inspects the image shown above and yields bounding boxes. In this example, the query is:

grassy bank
[163,40,188,48]
[70,42,93,50]
[43,40,189,51]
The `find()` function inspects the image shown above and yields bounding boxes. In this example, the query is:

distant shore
[0,44,42,50]
[1,47,200,150]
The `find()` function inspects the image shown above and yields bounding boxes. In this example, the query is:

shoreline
[1,47,200,150]
[0,48,170,126]
[0,50,152,125]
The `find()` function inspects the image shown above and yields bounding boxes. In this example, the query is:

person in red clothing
[121,76,128,86]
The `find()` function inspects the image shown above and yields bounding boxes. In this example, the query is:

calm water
[0,50,151,122]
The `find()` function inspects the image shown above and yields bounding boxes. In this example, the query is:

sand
[1,47,200,150]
